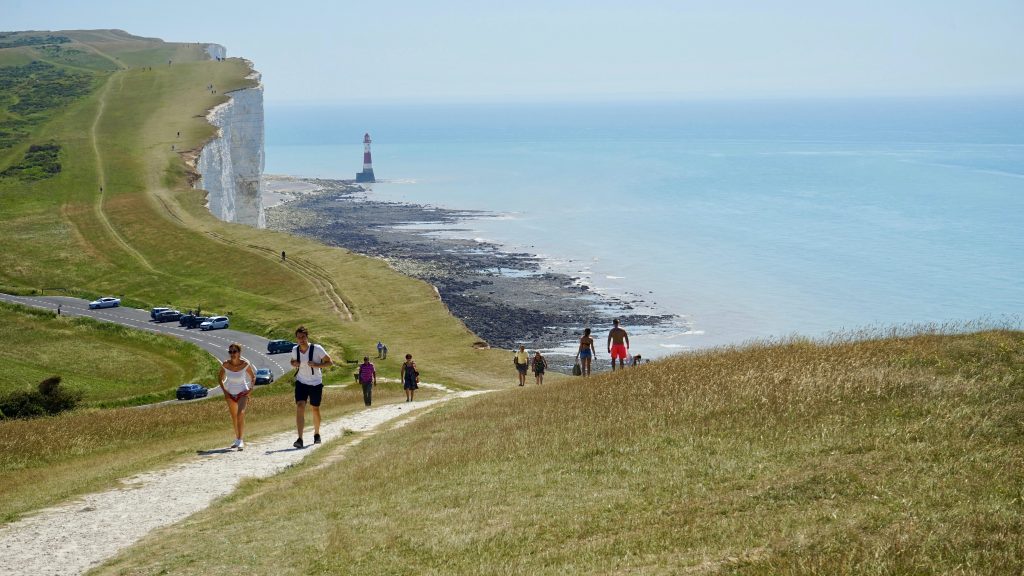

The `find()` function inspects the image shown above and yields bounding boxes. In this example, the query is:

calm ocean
[265,98,1024,355]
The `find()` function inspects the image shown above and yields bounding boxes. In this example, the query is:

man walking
[291,326,332,448]
[513,345,529,386]
[358,356,376,406]
[607,319,630,371]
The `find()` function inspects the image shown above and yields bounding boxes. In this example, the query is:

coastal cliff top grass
[0,29,509,520]
[0,29,508,390]
[96,329,1024,574]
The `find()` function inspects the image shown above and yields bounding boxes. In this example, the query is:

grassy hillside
[0,29,510,521]
[0,301,218,405]
[0,30,509,389]
[97,329,1024,574]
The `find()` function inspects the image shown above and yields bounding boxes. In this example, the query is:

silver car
[88,297,121,309]
[200,316,229,331]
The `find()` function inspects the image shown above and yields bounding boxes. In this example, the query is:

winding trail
[0,386,488,576]
[91,72,156,273]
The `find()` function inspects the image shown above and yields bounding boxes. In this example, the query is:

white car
[88,297,121,309]
[200,316,229,331]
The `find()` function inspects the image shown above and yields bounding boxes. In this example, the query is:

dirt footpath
[0,387,486,576]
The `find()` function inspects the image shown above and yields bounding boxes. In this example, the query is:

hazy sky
[6,0,1024,103]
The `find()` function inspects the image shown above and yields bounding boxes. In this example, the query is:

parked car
[176,383,208,400]
[254,368,274,386]
[200,316,229,331]
[150,307,170,319]
[266,339,295,354]
[88,297,121,309]
[154,310,182,323]
[179,314,209,329]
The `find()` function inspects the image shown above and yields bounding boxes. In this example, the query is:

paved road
[0,293,294,399]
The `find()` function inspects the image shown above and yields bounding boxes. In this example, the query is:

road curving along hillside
[0,292,292,398]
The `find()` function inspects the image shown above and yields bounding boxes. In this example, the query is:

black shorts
[294,382,323,406]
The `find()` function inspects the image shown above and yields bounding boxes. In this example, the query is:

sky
[5,0,1024,103]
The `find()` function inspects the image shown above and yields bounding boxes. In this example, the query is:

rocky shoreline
[264,177,673,366]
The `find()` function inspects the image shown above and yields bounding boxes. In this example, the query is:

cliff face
[196,50,265,228]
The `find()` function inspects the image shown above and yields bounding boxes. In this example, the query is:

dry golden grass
[0,382,432,522]
[95,329,1024,575]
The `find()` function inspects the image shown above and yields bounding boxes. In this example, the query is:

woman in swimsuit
[532,351,548,385]
[219,342,257,450]
[577,328,596,376]
[401,353,419,402]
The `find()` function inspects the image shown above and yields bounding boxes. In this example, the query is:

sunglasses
[228,349,240,354]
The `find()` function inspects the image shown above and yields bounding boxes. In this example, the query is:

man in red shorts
[607,318,630,371]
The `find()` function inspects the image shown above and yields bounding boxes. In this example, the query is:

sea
[265,98,1024,357]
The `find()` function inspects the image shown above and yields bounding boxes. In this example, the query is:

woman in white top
[219,342,256,450]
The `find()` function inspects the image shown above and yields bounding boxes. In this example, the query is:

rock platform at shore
[265,177,673,370]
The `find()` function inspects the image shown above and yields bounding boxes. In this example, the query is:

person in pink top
[358,356,377,406]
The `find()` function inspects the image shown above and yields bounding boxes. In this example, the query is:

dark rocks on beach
[265,178,673,358]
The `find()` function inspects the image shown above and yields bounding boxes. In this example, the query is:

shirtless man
[607,319,630,371]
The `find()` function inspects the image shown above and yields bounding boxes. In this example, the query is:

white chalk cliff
[196,46,265,228]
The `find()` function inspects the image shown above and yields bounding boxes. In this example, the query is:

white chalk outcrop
[196,52,265,228]
[204,43,226,60]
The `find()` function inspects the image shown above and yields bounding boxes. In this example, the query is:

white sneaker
[236,439,245,451]
[230,439,240,449]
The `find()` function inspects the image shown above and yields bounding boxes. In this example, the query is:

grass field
[0,381,436,523]
[95,329,1024,575]
[0,300,219,405]
[0,30,509,520]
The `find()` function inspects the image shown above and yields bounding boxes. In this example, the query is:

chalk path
[0,385,486,576]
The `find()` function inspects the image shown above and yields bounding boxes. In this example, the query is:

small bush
[0,375,82,419]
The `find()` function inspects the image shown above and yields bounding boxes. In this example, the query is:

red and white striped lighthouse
[355,132,376,183]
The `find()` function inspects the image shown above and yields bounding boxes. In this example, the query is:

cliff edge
[196,47,265,228]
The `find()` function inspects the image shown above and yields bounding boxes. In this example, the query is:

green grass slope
[0,30,509,390]
[0,29,509,521]
[97,330,1024,575]
[0,301,218,405]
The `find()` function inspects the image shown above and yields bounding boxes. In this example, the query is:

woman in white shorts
[219,342,256,450]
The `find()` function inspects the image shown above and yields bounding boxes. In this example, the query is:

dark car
[254,368,274,386]
[154,310,182,323]
[176,383,208,400]
[266,339,295,354]
[179,314,210,329]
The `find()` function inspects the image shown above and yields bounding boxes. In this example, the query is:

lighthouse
[355,132,376,183]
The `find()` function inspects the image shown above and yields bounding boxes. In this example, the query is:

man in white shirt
[291,326,332,448]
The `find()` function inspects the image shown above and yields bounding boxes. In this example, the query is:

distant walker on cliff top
[355,132,376,183]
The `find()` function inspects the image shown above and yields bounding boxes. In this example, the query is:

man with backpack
[358,356,376,406]
[291,326,332,448]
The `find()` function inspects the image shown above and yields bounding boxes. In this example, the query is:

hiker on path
[291,326,332,448]
[401,354,419,402]
[577,328,596,376]
[358,356,376,406]
[607,319,630,371]
[377,341,384,359]
[219,342,256,450]
[532,351,548,385]
[381,343,388,359]
[513,345,529,386]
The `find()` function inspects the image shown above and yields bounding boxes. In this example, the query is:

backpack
[294,344,316,378]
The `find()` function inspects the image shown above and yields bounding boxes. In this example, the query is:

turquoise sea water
[265,99,1024,355]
